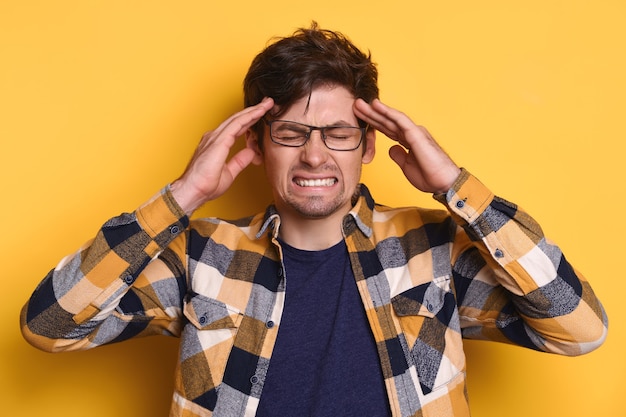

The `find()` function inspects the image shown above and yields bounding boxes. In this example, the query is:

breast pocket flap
[391,281,447,319]
[183,292,242,330]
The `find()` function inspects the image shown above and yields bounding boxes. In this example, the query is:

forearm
[21,186,189,352]
[439,170,608,355]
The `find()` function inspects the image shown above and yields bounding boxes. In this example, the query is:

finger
[353,99,392,130]
[213,97,274,142]
[197,97,274,157]
[388,144,409,168]
[225,147,256,180]
[368,100,421,139]
[354,99,406,142]
[362,100,437,152]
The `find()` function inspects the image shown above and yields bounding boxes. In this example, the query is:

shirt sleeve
[20,186,190,352]
[435,168,608,355]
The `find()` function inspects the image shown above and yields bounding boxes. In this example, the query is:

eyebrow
[282,119,359,127]
[328,120,357,126]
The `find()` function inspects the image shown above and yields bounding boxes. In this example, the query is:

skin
[246,85,375,249]
[353,98,461,195]
[170,85,461,250]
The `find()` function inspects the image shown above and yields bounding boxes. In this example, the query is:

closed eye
[274,127,308,140]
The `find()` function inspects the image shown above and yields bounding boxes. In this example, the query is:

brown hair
[243,22,378,148]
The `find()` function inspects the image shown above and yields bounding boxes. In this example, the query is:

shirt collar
[256,205,281,240]
[254,184,375,240]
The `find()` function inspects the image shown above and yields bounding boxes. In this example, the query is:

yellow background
[1,1,623,416]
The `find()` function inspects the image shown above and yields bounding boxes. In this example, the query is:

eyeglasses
[264,119,366,151]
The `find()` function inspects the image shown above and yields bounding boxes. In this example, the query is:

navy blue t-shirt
[256,239,391,416]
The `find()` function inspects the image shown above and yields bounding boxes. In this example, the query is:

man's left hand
[354,98,461,194]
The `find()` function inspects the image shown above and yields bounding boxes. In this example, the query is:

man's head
[243,22,379,148]
[241,24,379,226]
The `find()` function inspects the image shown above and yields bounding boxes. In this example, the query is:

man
[21,24,607,416]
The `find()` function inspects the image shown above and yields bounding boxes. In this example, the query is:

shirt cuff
[135,185,189,256]
[433,168,495,225]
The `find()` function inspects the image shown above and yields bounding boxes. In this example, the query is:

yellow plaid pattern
[21,169,607,416]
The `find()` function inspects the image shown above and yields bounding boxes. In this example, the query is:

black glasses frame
[264,119,366,151]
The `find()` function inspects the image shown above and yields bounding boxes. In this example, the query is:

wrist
[169,180,205,216]
[434,166,462,194]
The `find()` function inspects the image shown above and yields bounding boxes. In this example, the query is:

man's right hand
[170,97,274,215]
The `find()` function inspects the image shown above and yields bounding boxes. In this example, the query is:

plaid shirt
[21,169,607,416]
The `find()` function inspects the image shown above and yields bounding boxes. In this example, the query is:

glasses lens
[269,121,363,150]
[270,121,309,146]
[323,127,362,150]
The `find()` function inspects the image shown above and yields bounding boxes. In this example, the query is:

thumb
[226,148,257,180]
[388,145,408,168]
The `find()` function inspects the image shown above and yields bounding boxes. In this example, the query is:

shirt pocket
[184,291,243,330]
[179,292,243,398]
[391,276,465,396]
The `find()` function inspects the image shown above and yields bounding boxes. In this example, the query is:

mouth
[293,177,338,187]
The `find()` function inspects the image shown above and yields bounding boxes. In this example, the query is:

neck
[277,210,347,251]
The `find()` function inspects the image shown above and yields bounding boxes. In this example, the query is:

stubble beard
[278,161,363,219]
[285,191,346,219]
[284,183,362,219]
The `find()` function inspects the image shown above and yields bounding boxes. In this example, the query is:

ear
[245,129,264,166]
[361,128,376,164]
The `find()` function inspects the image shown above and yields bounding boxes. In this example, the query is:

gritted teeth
[294,178,337,187]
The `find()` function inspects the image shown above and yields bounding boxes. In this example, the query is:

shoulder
[370,203,456,242]
[189,211,267,241]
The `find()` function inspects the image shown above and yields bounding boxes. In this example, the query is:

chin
[287,196,347,219]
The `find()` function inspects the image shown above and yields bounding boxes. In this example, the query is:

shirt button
[123,275,134,284]
[250,375,259,384]
[170,225,180,235]
[266,320,275,329]
[494,249,504,258]
[456,200,465,209]
[199,315,207,325]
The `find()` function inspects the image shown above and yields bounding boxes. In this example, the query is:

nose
[300,130,329,167]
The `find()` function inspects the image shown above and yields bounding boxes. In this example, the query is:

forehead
[274,84,357,123]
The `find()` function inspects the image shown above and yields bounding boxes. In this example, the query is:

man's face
[250,84,375,222]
